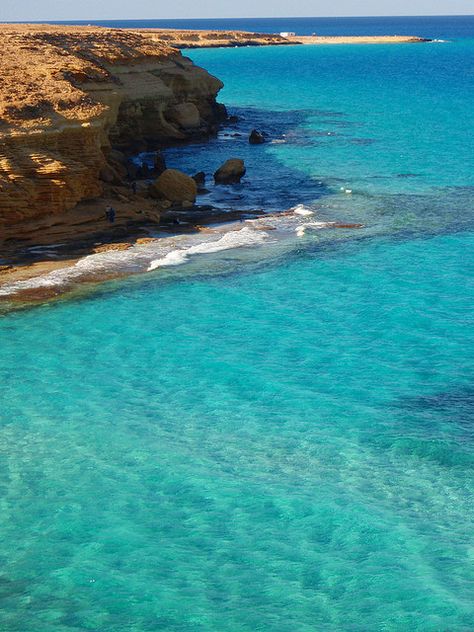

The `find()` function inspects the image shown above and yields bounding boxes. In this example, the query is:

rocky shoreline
[0,25,229,222]
[0,26,229,278]
[0,25,429,303]
[135,30,432,48]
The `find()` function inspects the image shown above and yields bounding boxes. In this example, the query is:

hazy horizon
[2,15,474,22]
[24,14,474,21]
[1,0,473,22]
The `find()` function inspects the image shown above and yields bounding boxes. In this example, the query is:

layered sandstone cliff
[137,29,294,48]
[0,25,225,233]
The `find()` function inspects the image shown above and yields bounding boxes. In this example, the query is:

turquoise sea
[1,17,474,631]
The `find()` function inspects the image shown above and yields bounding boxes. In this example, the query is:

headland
[0,24,430,303]
[134,29,431,48]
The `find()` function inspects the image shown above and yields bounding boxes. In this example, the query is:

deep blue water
[48,15,474,40]
[1,16,474,632]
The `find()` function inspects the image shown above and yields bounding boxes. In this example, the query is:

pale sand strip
[286,35,431,45]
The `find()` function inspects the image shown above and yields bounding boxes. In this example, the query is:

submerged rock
[249,129,265,144]
[150,169,197,204]
[214,159,246,184]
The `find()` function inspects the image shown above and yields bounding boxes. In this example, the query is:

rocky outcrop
[0,25,225,237]
[249,129,266,144]
[192,172,206,188]
[140,29,295,49]
[150,169,197,205]
[214,159,246,184]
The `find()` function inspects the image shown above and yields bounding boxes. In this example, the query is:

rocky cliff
[136,29,294,48]
[0,25,225,233]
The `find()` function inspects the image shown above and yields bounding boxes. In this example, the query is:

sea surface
[1,16,474,631]
[49,14,473,40]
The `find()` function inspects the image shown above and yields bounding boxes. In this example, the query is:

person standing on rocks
[105,206,116,223]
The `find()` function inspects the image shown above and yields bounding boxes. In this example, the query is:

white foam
[292,204,314,217]
[3,210,342,299]
[0,267,78,296]
[0,249,148,297]
[147,227,269,272]
[26,244,65,251]
[188,227,268,254]
[148,251,188,270]
[295,221,335,237]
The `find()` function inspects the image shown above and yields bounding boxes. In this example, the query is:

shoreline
[286,34,432,45]
[133,29,432,48]
[0,23,428,308]
[0,204,365,308]
[0,205,264,282]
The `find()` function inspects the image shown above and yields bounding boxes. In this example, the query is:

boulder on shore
[214,159,246,184]
[249,129,265,144]
[149,169,197,204]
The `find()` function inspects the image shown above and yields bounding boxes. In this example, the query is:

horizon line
[3,14,474,23]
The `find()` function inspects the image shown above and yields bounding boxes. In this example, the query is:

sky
[1,0,473,21]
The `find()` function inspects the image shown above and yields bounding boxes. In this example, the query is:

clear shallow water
[1,18,474,631]
[1,232,474,630]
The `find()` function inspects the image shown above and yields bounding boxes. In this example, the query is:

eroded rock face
[0,25,225,234]
[0,124,105,226]
[109,58,225,147]
[214,159,246,184]
[150,169,197,204]
[167,102,201,130]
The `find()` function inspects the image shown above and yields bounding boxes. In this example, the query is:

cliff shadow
[135,105,352,213]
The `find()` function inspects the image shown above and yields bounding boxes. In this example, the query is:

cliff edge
[0,25,225,234]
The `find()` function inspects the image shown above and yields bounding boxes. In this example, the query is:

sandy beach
[287,34,431,45]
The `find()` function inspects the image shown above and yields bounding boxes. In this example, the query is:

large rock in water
[150,169,197,204]
[249,129,265,144]
[214,159,246,184]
